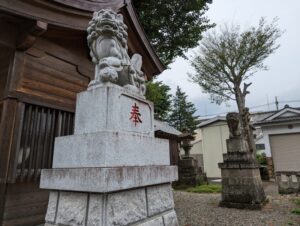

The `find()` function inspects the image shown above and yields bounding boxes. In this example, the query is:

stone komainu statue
[226,112,241,138]
[87,9,146,95]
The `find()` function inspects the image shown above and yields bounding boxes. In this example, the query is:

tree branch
[242,82,252,96]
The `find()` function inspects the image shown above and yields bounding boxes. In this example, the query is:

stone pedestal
[40,84,179,225]
[219,137,266,209]
[276,172,300,194]
[178,157,197,186]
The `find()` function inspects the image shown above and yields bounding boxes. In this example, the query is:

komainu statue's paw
[88,79,100,87]
[100,67,119,83]
[124,84,140,94]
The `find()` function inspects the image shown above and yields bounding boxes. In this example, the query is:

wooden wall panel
[0,102,3,124]
[0,183,6,225]
[2,182,48,226]
[0,99,18,184]
[19,53,87,109]
[8,36,94,112]
[0,46,13,100]
[0,99,18,224]
[15,50,89,111]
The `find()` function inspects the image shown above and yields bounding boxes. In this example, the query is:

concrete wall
[202,121,229,178]
[190,140,203,155]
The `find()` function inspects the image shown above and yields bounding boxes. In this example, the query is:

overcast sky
[156,0,300,118]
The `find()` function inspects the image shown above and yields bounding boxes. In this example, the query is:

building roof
[254,105,300,126]
[198,116,226,128]
[250,110,277,123]
[154,120,182,137]
[0,0,165,79]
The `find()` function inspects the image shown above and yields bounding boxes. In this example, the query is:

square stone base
[276,172,300,194]
[220,168,266,209]
[44,183,178,226]
[178,159,197,186]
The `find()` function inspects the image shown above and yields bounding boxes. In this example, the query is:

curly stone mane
[86,9,146,95]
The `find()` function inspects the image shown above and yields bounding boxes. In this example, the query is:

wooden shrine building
[0,1,164,225]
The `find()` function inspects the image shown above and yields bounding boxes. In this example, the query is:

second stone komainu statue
[219,112,266,209]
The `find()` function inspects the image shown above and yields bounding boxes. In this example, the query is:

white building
[255,105,300,173]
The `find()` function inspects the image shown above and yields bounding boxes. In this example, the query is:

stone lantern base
[178,157,197,186]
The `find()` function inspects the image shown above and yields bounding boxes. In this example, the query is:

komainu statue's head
[86,9,146,96]
[87,9,130,65]
[226,112,241,138]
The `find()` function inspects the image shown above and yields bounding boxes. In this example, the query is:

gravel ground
[174,182,300,226]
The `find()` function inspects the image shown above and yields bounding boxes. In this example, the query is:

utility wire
[199,99,300,118]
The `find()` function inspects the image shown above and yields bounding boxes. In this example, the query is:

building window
[256,144,265,150]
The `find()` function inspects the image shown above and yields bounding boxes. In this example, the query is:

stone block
[226,138,248,153]
[45,191,58,223]
[44,223,55,226]
[220,168,266,207]
[162,211,179,226]
[277,173,300,194]
[107,188,147,225]
[291,175,298,183]
[223,152,256,163]
[281,174,288,182]
[178,158,196,168]
[138,217,164,226]
[221,168,260,178]
[52,131,169,168]
[56,192,88,226]
[74,84,154,136]
[147,184,174,216]
[41,166,178,193]
[87,194,103,226]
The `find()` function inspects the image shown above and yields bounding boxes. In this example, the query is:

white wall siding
[202,122,229,178]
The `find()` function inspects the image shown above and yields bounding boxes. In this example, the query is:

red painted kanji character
[129,103,142,126]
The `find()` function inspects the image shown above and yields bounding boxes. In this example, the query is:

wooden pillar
[0,99,19,223]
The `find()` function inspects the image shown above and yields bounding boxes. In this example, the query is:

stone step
[40,166,178,193]
[52,131,169,168]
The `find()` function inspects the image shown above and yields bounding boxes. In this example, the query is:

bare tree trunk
[234,86,253,152]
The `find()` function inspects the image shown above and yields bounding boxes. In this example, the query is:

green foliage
[133,0,214,65]
[256,153,267,165]
[189,18,282,105]
[186,184,222,193]
[167,86,200,134]
[195,175,207,186]
[145,81,172,120]
[290,196,300,216]
[291,208,300,215]
[294,198,300,206]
